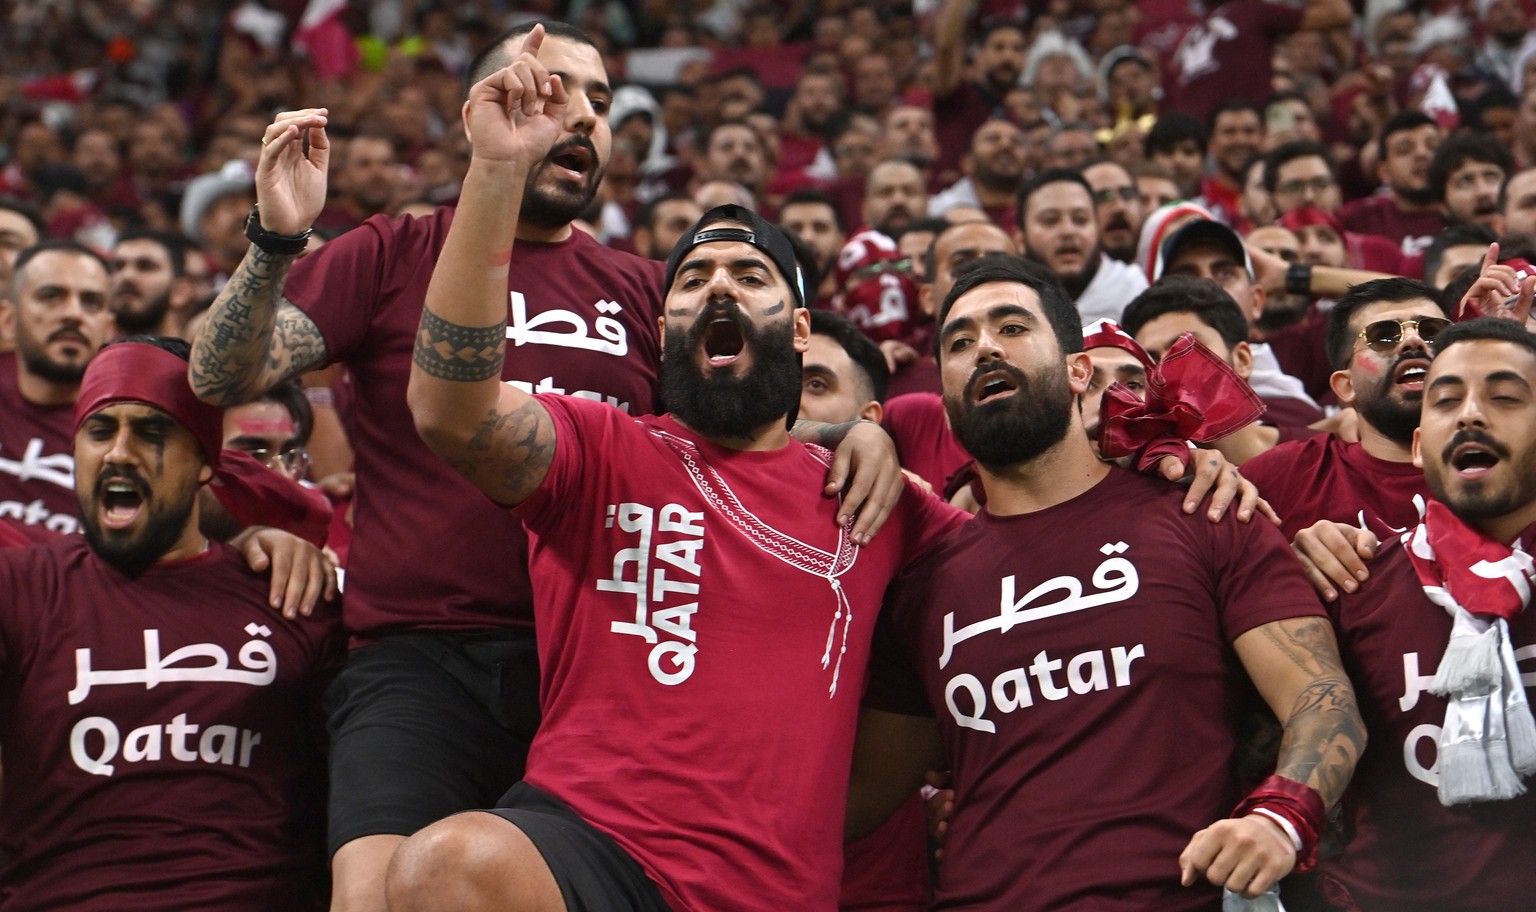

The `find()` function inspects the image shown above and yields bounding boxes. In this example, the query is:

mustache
[966,361,1028,404]
[1442,428,1508,465]
[546,135,600,172]
[1104,214,1133,233]
[48,327,89,345]
[94,466,149,498]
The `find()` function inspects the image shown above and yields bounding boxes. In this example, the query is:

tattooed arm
[190,108,333,405]
[1180,616,1366,898]
[406,27,565,507]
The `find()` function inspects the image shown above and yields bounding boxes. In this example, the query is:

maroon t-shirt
[1339,195,1447,260]
[515,395,965,912]
[1168,0,1304,121]
[933,81,1003,192]
[0,538,342,911]
[882,392,971,493]
[1265,309,1333,406]
[1240,435,1429,541]
[870,468,1322,911]
[283,209,665,640]
[1321,533,1536,912]
[0,377,79,539]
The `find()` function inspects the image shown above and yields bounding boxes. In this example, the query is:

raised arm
[931,0,970,98]
[406,25,563,508]
[189,109,332,405]
[1299,0,1353,32]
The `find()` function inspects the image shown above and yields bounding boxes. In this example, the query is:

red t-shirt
[283,209,665,640]
[515,395,965,912]
[1240,435,1429,541]
[1320,533,1536,912]
[882,392,971,493]
[869,468,1323,911]
[0,538,342,911]
[1168,0,1305,121]
[1339,195,1447,261]
[0,375,79,540]
[933,81,1003,192]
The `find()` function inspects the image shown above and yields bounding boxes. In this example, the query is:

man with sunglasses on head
[1240,278,1451,596]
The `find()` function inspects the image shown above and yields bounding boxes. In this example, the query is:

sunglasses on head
[1356,316,1450,353]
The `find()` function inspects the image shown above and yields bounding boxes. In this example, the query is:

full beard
[17,334,88,384]
[78,472,195,577]
[660,308,802,440]
[112,291,172,335]
[944,360,1075,470]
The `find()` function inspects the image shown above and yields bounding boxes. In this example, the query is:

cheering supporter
[1314,317,1536,912]
[1430,130,1514,232]
[1339,111,1447,259]
[0,337,341,910]
[850,256,1362,911]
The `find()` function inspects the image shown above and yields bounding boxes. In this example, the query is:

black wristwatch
[1285,262,1313,297]
[244,205,312,256]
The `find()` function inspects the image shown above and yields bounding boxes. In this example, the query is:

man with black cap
[190,22,900,911]
[389,44,965,912]
[0,336,341,910]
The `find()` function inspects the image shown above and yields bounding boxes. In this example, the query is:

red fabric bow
[1097,333,1265,473]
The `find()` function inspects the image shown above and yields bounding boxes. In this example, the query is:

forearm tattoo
[1266,619,1366,807]
[413,309,508,382]
[192,246,326,403]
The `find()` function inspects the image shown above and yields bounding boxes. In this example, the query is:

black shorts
[486,782,673,912]
[324,628,541,855]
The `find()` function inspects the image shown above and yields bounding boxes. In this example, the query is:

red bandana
[1097,333,1264,473]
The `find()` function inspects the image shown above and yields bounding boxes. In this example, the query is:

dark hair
[1208,99,1262,134]
[1377,110,1438,163]
[105,335,192,359]
[1263,141,1333,194]
[1421,223,1497,288]
[936,255,1083,359]
[115,228,188,277]
[1429,132,1514,203]
[1144,112,1206,158]
[1120,276,1249,350]
[779,188,845,233]
[0,197,46,238]
[1015,167,1095,229]
[464,20,598,93]
[808,309,890,404]
[1325,277,1447,369]
[635,190,698,233]
[1468,86,1519,133]
[706,118,765,151]
[254,378,315,446]
[977,18,1027,44]
[13,239,111,288]
[1431,315,1536,362]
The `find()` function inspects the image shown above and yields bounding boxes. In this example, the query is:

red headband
[1278,206,1344,239]
[74,342,331,546]
[74,342,225,466]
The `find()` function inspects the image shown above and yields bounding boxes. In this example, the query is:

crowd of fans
[0,0,1534,910]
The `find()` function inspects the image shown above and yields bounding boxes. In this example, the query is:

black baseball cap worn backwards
[664,204,807,310]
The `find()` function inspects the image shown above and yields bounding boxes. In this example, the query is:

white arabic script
[505,292,629,356]
[68,623,278,704]
[939,542,1139,669]
[0,437,74,490]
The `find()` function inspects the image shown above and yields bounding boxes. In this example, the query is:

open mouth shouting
[547,138,597,184]
[1445,431,1506,481]
[97,474,149,531]
[701,314,747,369]
[970,366,1022,405]
[1392,357,1430,392]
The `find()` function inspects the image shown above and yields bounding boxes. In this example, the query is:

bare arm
[190,250,329,404]
[405,27,564,507]
[1179,616,1364,897]
[1298,0,1353,32]
[931,0,970,98]
[190,108,333,405]
[846,707,946,842]
[1235,616,1364,808]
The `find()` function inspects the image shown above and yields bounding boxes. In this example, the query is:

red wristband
[1232,775,1326,873]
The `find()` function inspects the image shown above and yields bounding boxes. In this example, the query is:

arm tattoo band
[413,309,508,382]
